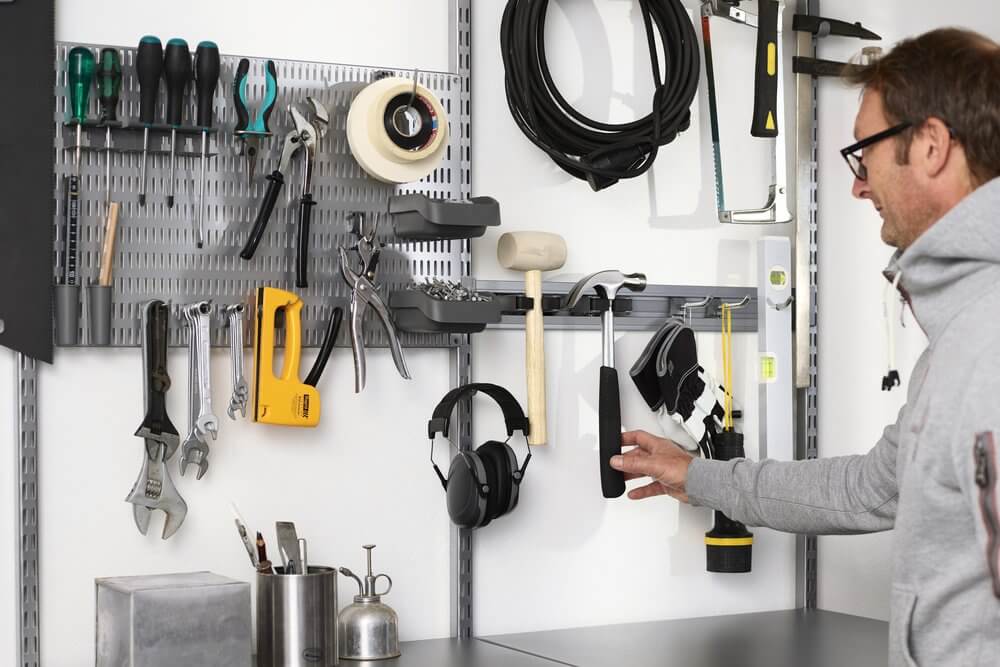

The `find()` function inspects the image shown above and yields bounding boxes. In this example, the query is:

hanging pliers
[339,214,411,392]
[240,97,329,290]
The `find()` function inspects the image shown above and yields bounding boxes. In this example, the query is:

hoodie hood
[884,176,1000,342]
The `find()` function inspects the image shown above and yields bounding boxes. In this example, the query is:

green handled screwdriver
[66,46,95,286]
[164,38,192,209]
[194,41,220,248]
[97,48,122,210]
[136,36,163,207]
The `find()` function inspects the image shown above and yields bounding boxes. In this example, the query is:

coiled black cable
[500,0,700,191]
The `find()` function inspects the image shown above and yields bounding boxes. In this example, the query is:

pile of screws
[409,278,493,302]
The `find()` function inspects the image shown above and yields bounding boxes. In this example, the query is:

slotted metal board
[53,43,470,347]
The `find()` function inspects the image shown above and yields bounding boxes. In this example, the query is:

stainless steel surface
[319,637,558,666]
[257,566,339,667]
[484,610,889,667]
[339,545,400,660]
[15,352,40,667]
[53,43,470,349]
[96,572,251,667]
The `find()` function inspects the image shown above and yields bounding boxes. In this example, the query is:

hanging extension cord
[500,0,700,191]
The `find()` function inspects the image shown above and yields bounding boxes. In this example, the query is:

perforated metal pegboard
[52,43,471,347]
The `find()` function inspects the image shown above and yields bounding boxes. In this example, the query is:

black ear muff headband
[427,383,532,490]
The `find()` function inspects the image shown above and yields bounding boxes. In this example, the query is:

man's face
[850,90,926,249]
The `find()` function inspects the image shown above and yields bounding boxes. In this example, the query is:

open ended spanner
[127,300,187,539]
[225,304,249,419]
[180,301,217,478]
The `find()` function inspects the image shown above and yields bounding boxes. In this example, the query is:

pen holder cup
[55,283,80,346]
[257,566,339,667]
[88,284,113,346]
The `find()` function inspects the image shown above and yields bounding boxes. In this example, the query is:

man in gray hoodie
[611,28,1000,667]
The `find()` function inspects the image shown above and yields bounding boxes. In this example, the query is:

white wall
[814,0,1000,621]
[469,0,796,635]
[7,0,992,663]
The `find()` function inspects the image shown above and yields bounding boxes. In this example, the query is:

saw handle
[751,0,780,138]
[241,170,284,260]
[599,366,626,498]
[295,194,315,288]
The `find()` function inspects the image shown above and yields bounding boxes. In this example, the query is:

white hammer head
[497,232,567,272]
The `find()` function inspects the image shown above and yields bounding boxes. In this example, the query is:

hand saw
[701,0,791,224]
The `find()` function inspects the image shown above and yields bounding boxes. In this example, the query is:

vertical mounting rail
[794,0,820,610]
[449,0,474,639]
[449,336,475,639]
[15,352,40,666]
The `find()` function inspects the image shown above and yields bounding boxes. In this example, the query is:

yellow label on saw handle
[252,286,321,427]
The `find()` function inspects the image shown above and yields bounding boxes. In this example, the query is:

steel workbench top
[352,609,888,666]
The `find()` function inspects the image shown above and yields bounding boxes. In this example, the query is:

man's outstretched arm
[611,408,903,534]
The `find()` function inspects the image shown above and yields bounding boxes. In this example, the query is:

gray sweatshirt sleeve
[685,408,902,534]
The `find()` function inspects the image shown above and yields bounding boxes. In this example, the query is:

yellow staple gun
[252,286,343,427]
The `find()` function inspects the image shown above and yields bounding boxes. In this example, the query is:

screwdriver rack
[52,42,470,348]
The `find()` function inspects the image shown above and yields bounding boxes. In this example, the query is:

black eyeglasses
[840,122,912,181]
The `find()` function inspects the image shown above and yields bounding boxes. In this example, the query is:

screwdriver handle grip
[163,38,192,127]
[67,46,96,123]
[97,48,122,123]
[295,194,316,288]
[136,36,163,125]
[750,0,780,138]
[240,171,285,260]
[195,41,220,128]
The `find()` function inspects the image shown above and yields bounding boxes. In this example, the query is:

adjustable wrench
[225,304,249,419]
[128,300,186,538]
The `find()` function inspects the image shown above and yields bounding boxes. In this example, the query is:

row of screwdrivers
[63,37,220,263]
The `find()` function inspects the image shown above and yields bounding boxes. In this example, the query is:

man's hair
[847,28,1000,186]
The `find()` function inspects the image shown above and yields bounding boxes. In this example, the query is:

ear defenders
[427,383,531,529]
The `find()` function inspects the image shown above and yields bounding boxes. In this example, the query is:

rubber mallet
[497,232,567,446]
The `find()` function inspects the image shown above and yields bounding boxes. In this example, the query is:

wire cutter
[339,214,410,392]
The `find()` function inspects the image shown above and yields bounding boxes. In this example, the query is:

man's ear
[914,117,953,178]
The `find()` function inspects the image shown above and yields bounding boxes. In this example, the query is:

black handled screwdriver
[164,38,192,209]
[194,41,220,248]
[136,36,163,207]
[97,48,122,210]
[65,46,95,286]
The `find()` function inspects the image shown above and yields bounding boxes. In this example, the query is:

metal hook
[680,295,713,326]
[720,295,751,310]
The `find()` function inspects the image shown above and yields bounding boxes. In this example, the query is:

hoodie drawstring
[882,272,903,391]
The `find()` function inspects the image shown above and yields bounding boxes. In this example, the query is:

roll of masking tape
[346,76,450,184]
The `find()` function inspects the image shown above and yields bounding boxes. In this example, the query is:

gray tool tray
[389,194,500,240]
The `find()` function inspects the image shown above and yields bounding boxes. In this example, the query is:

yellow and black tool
[251,287,343,427]
[705,303,753,573]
